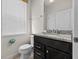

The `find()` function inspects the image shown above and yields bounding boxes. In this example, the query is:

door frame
[72,0,78,59]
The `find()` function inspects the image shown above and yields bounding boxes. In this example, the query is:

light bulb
[49,0,54,3]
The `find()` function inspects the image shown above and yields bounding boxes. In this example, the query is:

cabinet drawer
[34,36,44,43]
[34,53,43,59]
[34,49,45,59]
[34,42,45,51]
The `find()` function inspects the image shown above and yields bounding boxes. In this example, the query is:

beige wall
[1,34,31,59]
[31,0,44,34]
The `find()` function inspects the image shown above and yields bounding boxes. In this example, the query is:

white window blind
[2,0,28,36]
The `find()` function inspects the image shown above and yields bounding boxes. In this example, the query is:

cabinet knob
[46,50,49,53]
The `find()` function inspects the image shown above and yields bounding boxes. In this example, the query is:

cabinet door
[46,47,72,59]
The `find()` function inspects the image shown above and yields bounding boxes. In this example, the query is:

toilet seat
[19,44,32,50]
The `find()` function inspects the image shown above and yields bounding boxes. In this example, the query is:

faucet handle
[53,29,56,33]
[47,30,52,33]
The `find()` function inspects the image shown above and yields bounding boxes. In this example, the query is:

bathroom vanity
[31,0,73,59]
[34,34,72,59]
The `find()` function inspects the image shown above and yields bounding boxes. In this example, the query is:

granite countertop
[33,33,72,43]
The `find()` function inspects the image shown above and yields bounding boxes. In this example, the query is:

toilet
[19,35,34,59]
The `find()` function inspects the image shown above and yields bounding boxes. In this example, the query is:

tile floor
[13,53,33,59]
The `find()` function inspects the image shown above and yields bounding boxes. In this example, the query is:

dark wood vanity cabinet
[46,46,72,59]
[34,35,72,59]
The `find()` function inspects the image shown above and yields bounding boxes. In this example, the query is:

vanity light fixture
[22,0,28,3]
[49,0,54,3]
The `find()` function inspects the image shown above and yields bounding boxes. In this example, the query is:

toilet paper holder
[9,39,16,44]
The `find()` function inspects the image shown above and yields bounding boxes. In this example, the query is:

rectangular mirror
[44,0,72,34]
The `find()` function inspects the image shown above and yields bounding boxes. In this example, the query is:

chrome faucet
[53,29,61,34]
[47,30,52,33]
[53,29,57,33]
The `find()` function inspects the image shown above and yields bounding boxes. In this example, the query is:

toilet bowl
[19,35,34,59]
[19,44,32,59]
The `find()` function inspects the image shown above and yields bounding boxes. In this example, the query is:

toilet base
[20,54,30,59]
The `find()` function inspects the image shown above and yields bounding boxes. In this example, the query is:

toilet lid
[19,44,32,50]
